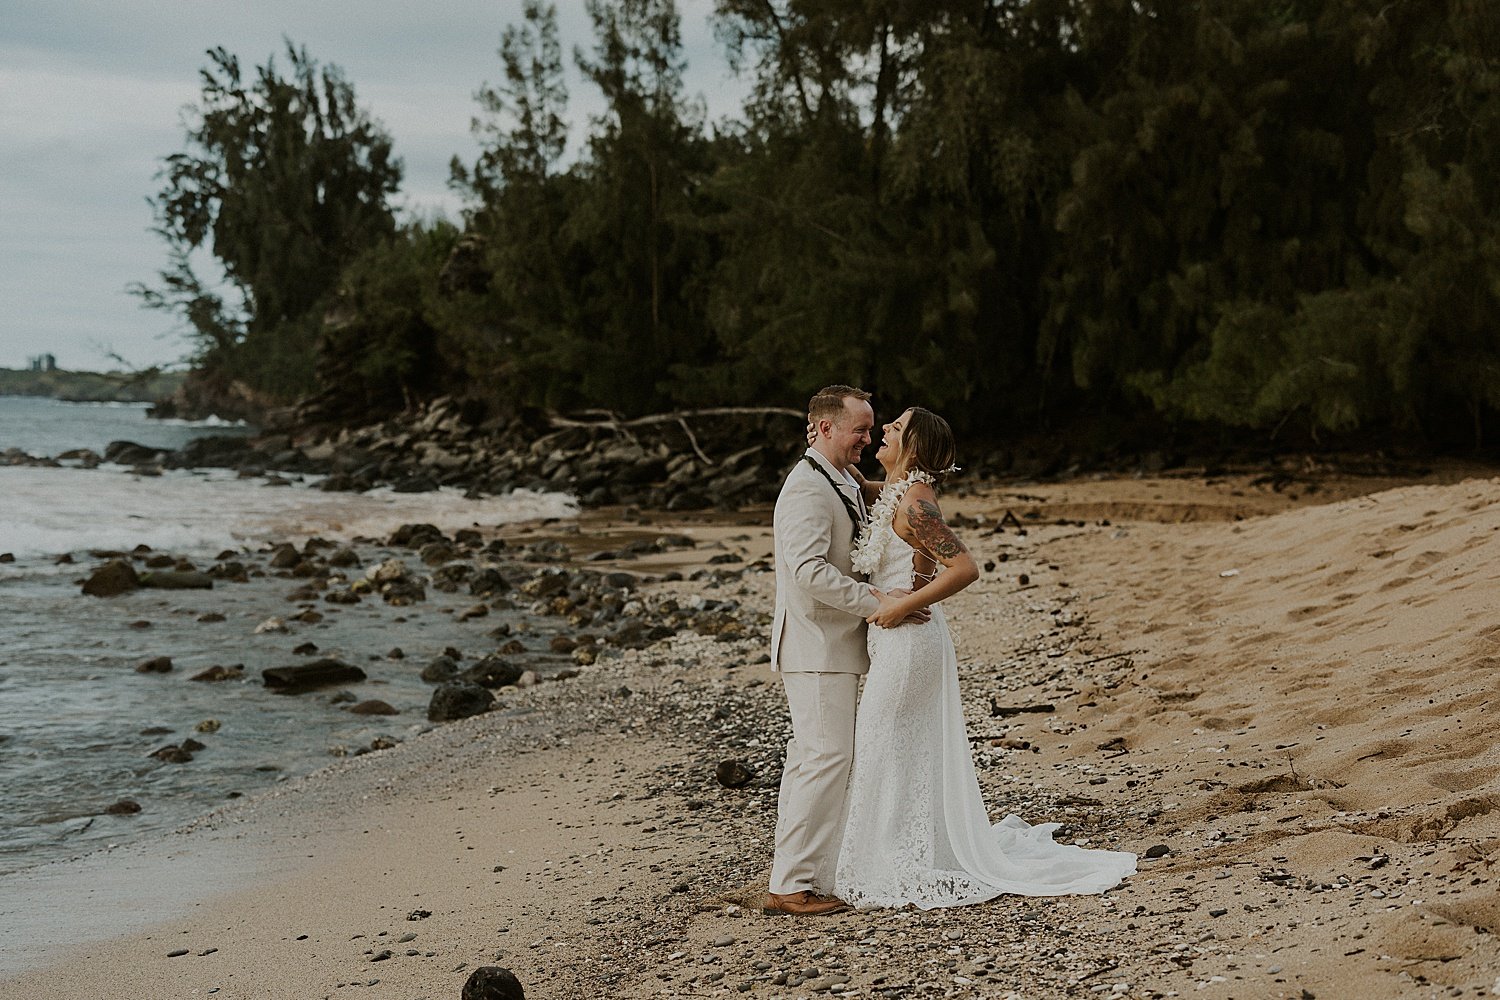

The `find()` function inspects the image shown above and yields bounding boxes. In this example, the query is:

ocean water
[0,397,578,875]
[0,394,252,457]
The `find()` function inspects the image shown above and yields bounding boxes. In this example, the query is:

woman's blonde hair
[892,407,957,482]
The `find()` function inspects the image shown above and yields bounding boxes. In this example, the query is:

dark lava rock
[418,542,458,566]
[292,642,319,655]
[461,656,523,689]
[135,656,173,674]
[262,658,367,693]
[349,699,399,716]
[388,523,447,548]
[82,559,140,597]
[462,966,525,1000]
[1144,844,1171,859]
[601,572,637,590]
[149,745,194,763]
[140,570,214,590]
[427,681,495,722]
[328,547,360,568]
[470,569,511,596]
[267,543,300,569]
[421,656,460,683]
[181,737,207,752]
[104,440,163,465]
[715,759,755,789]
[380,579,426,605]
[104,799,142,815]
[190,664,244,682]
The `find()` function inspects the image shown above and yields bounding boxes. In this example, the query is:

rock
[104,799,142,815]
[166,948,190,958]
[292,641,318,655]
[349,699,399,716]
[1144,844,1171,859]
[135,656,173,674]
[470,569,510,596]
[104,440,163,465]
[328,547,361,568]
[418,542,458,566]
[421,656,460,683]
[462,966,525,1000]
[1209,907,1229,917]
[190,664,243,682]
[254,616,289,634]
[457,603,489,621]
[150,745,193,763]
[366,558,411,584]
[82,559,139,597]
[388,523,446,548]
[462,657,523,689]
[380,579,426,605]
[428,680,495,722]
[262,658,367,693]
[195,719,221,733]
[515,670,539,688]
[549,635,577,654]
[181,737,206,752]
[140,570,213,590]
[196,612,227,623]
[715,759,755,789]
[268,542,300,566]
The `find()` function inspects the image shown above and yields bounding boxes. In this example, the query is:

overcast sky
[0,0,747,371]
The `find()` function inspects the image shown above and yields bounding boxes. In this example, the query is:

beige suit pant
[769,671,860,895]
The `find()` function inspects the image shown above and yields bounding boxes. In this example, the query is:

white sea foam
[0,465,578,558]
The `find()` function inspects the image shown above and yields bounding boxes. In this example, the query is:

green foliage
[134,41,401,402]
[142,2,1500,447]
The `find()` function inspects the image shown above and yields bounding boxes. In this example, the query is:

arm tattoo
[906,498,966,562]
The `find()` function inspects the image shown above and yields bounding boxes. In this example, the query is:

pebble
[167,949,189,957]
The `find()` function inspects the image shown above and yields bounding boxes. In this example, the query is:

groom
[765,385,916,916]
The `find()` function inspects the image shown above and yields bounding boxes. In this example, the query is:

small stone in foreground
[715,759,755,789]
[463,966,525,1000]
[167,948,189,957]
[1209,907,1228,917]
[1143,844,1171,859]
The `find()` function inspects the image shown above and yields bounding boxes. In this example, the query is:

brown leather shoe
[762,890,849,916]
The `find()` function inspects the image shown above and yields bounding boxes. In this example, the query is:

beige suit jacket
[770,449,881,674]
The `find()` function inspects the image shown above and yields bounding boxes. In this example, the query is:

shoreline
[6,468,1500,999]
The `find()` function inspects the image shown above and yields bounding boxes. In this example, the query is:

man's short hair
[808,384,872,426]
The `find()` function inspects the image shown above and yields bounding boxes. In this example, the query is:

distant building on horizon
[28,353,57,372]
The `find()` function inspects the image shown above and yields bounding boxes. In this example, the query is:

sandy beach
[5,461,1500,1000]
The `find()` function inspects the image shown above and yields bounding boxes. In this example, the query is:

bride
[833,406,1136,909]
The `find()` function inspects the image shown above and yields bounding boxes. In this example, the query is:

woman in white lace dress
[833,407,1136,910]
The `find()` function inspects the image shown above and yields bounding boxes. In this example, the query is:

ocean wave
[0,465,578,559]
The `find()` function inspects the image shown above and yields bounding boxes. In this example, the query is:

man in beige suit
[765,384,914,916]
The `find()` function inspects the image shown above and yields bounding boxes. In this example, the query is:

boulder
[427,681,495,722]
[104,440,163,465]
[462,656,523,689]
[349,699,399,716]
[135,656,173,674]
[262,658,367,693]
[420,656,460,683]
[462,967,525,1000]
[104,799,142,815]
[140,570,214,590]
[469,568,511,596]
[82,559,139,597]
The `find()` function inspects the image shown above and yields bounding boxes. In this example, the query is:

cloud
[0,0,748,371]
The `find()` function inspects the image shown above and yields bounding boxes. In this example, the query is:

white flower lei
[850,468,935,575]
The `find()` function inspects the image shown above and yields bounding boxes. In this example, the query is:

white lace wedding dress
[834,483,1136,910]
